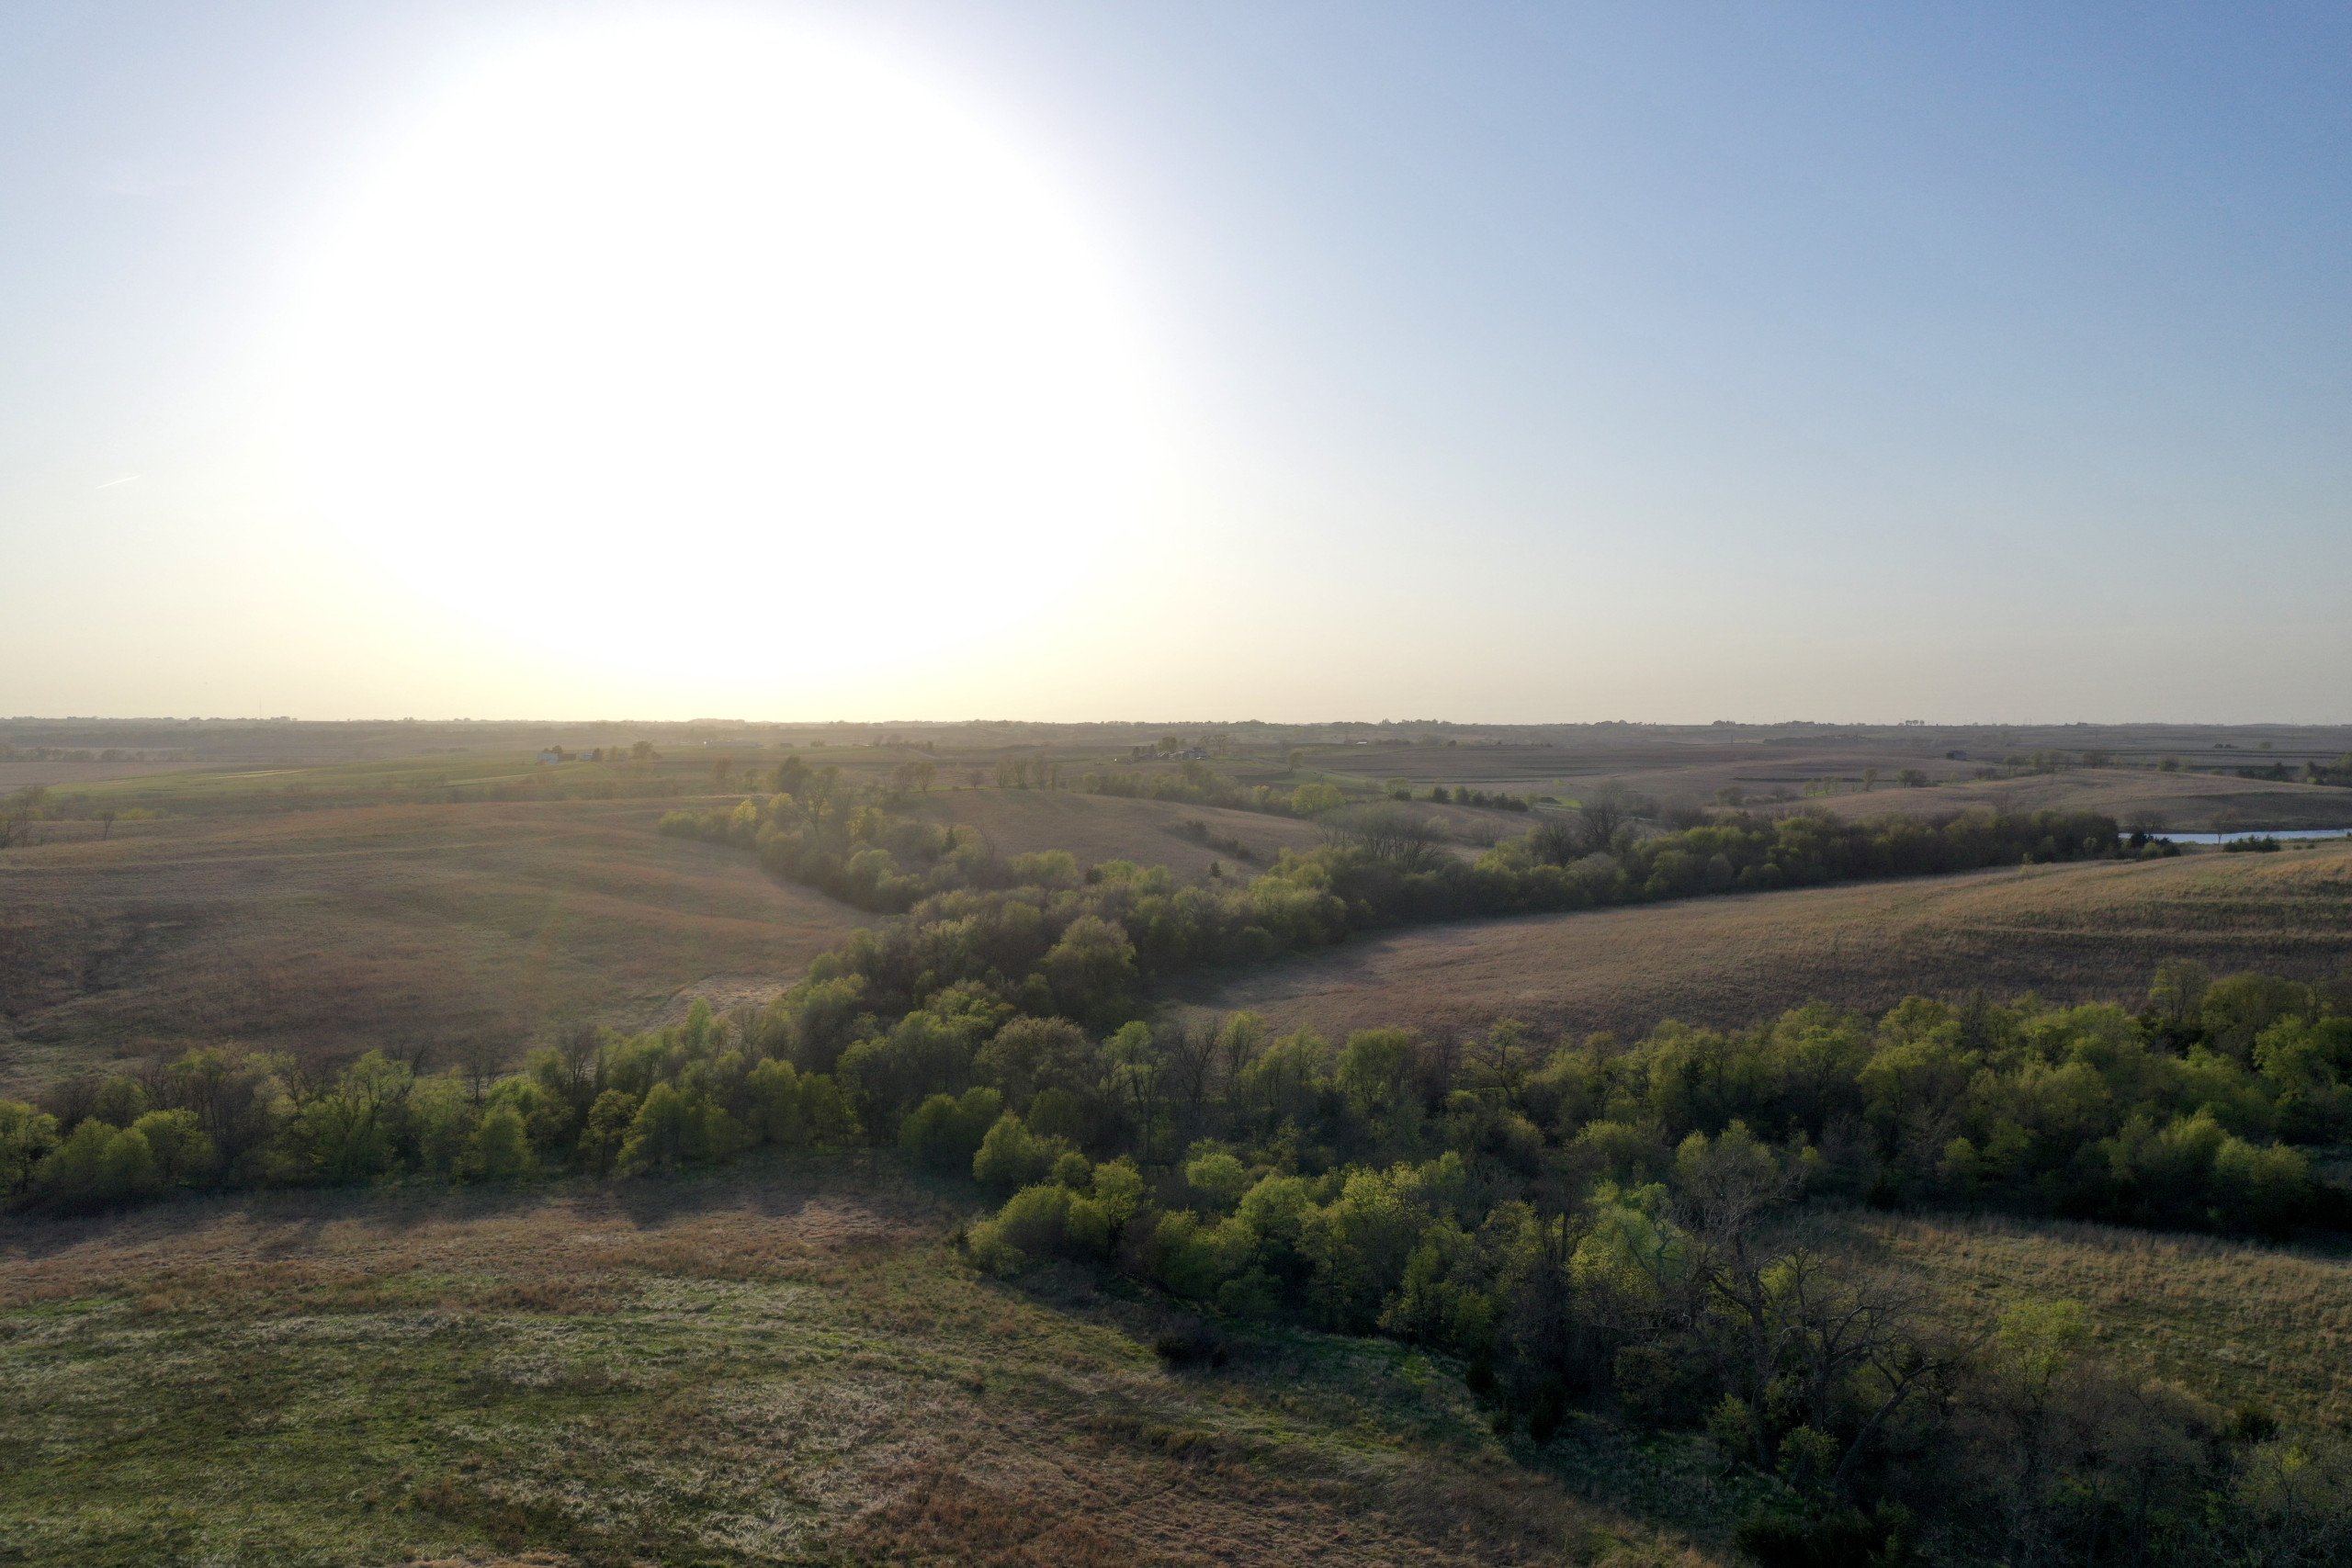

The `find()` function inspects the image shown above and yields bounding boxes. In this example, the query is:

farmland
[7,716,2352,1564]
[1185,840,2352,1043]
[0,798,865,1094]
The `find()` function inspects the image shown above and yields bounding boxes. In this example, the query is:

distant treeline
[662,759,2150,957]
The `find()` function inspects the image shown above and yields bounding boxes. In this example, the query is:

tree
[1529,815,1585,866]
[616,1082,740,1173]
[1290,783,1345,816]
[1336,805,1443,869]
[0,1100,60,1194]
[130,1109,215,1188]
[293,1052,412,1184]
[453,1035,504,1105]
[1577,782,1647,852]
[972,1111,1068,1191]
[36,1120,158,1211]
[899,1087,1002,1170]
[464,1106,535,1180]
[1039,916,1138,1024]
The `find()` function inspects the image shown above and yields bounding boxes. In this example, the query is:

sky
[3,1,2347,723]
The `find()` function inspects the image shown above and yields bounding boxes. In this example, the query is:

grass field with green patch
[1839,1210,2352,1431]
[0,1158,1715,1567]
[1183,841,2352,1043]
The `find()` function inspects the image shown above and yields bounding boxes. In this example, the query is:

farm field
[1184,841,2352,1043]
[0,1157,1708,1568]
[1801,767,2352,833]
[909,788,1328,880]
[1307,738,2352,831]
[0,798,866,1094]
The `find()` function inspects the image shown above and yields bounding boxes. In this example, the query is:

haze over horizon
[6,2,2347,724]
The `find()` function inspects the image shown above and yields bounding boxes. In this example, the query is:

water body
[2159,828,2352,844]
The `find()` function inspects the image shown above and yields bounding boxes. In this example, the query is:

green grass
[0,1159,1712,1567]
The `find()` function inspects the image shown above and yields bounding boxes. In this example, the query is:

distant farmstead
[537,747,604,764]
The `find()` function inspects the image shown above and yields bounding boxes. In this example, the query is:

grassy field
[6,1157,2344,1567]
[1802,767,2352,832]
[1183,841,2352,1043]
[909,789,1328,881]
[0,1158,1715,1568]
[1837,1210,2352,1432]
[0,799,866,1094]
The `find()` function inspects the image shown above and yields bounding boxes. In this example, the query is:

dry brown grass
[1183,842,2352,1042]
[910,788,1328,881]
[0,1161,1718,1566]
[0,798,866,1092]
[1804,768,2352,832]
[1836,1210,2352,1429]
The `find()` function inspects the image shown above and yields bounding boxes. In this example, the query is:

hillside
[0,1158,1711,1567]
[0,799,866,1093]
[1182,841,2352,1042]
[907,789,1328,882]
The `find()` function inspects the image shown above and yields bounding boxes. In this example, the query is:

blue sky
[4,2,2346,720]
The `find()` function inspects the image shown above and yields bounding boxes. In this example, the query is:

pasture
[0,1157,1707,1568]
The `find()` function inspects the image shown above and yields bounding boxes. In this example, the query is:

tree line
[662,758,2147,963]
[6,955,2348,1561]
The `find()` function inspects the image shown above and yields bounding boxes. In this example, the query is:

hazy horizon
[6,2,2348,723]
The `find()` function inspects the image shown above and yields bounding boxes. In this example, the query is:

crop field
[1297,733,2352,833]
[0,1157,1713,1568]
[1801,768,2352,833]
[0,799,866,1094]
[1185,841,2352,1043]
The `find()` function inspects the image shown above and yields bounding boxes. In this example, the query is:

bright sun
[280,15,1159,691]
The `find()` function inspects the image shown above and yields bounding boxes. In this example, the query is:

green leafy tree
[130,1109,215,1188]
[0,1100,60,1195]
[464,1106,535,1180]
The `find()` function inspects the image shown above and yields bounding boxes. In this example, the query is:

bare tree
[1332,804,1446,870]
[1575,781,1648,853]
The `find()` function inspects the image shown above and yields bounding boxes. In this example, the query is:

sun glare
[279,15,1159,688]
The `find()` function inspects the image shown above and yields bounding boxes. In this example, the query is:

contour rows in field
[0,799,866,1091]
[1183,843,2352,1042]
